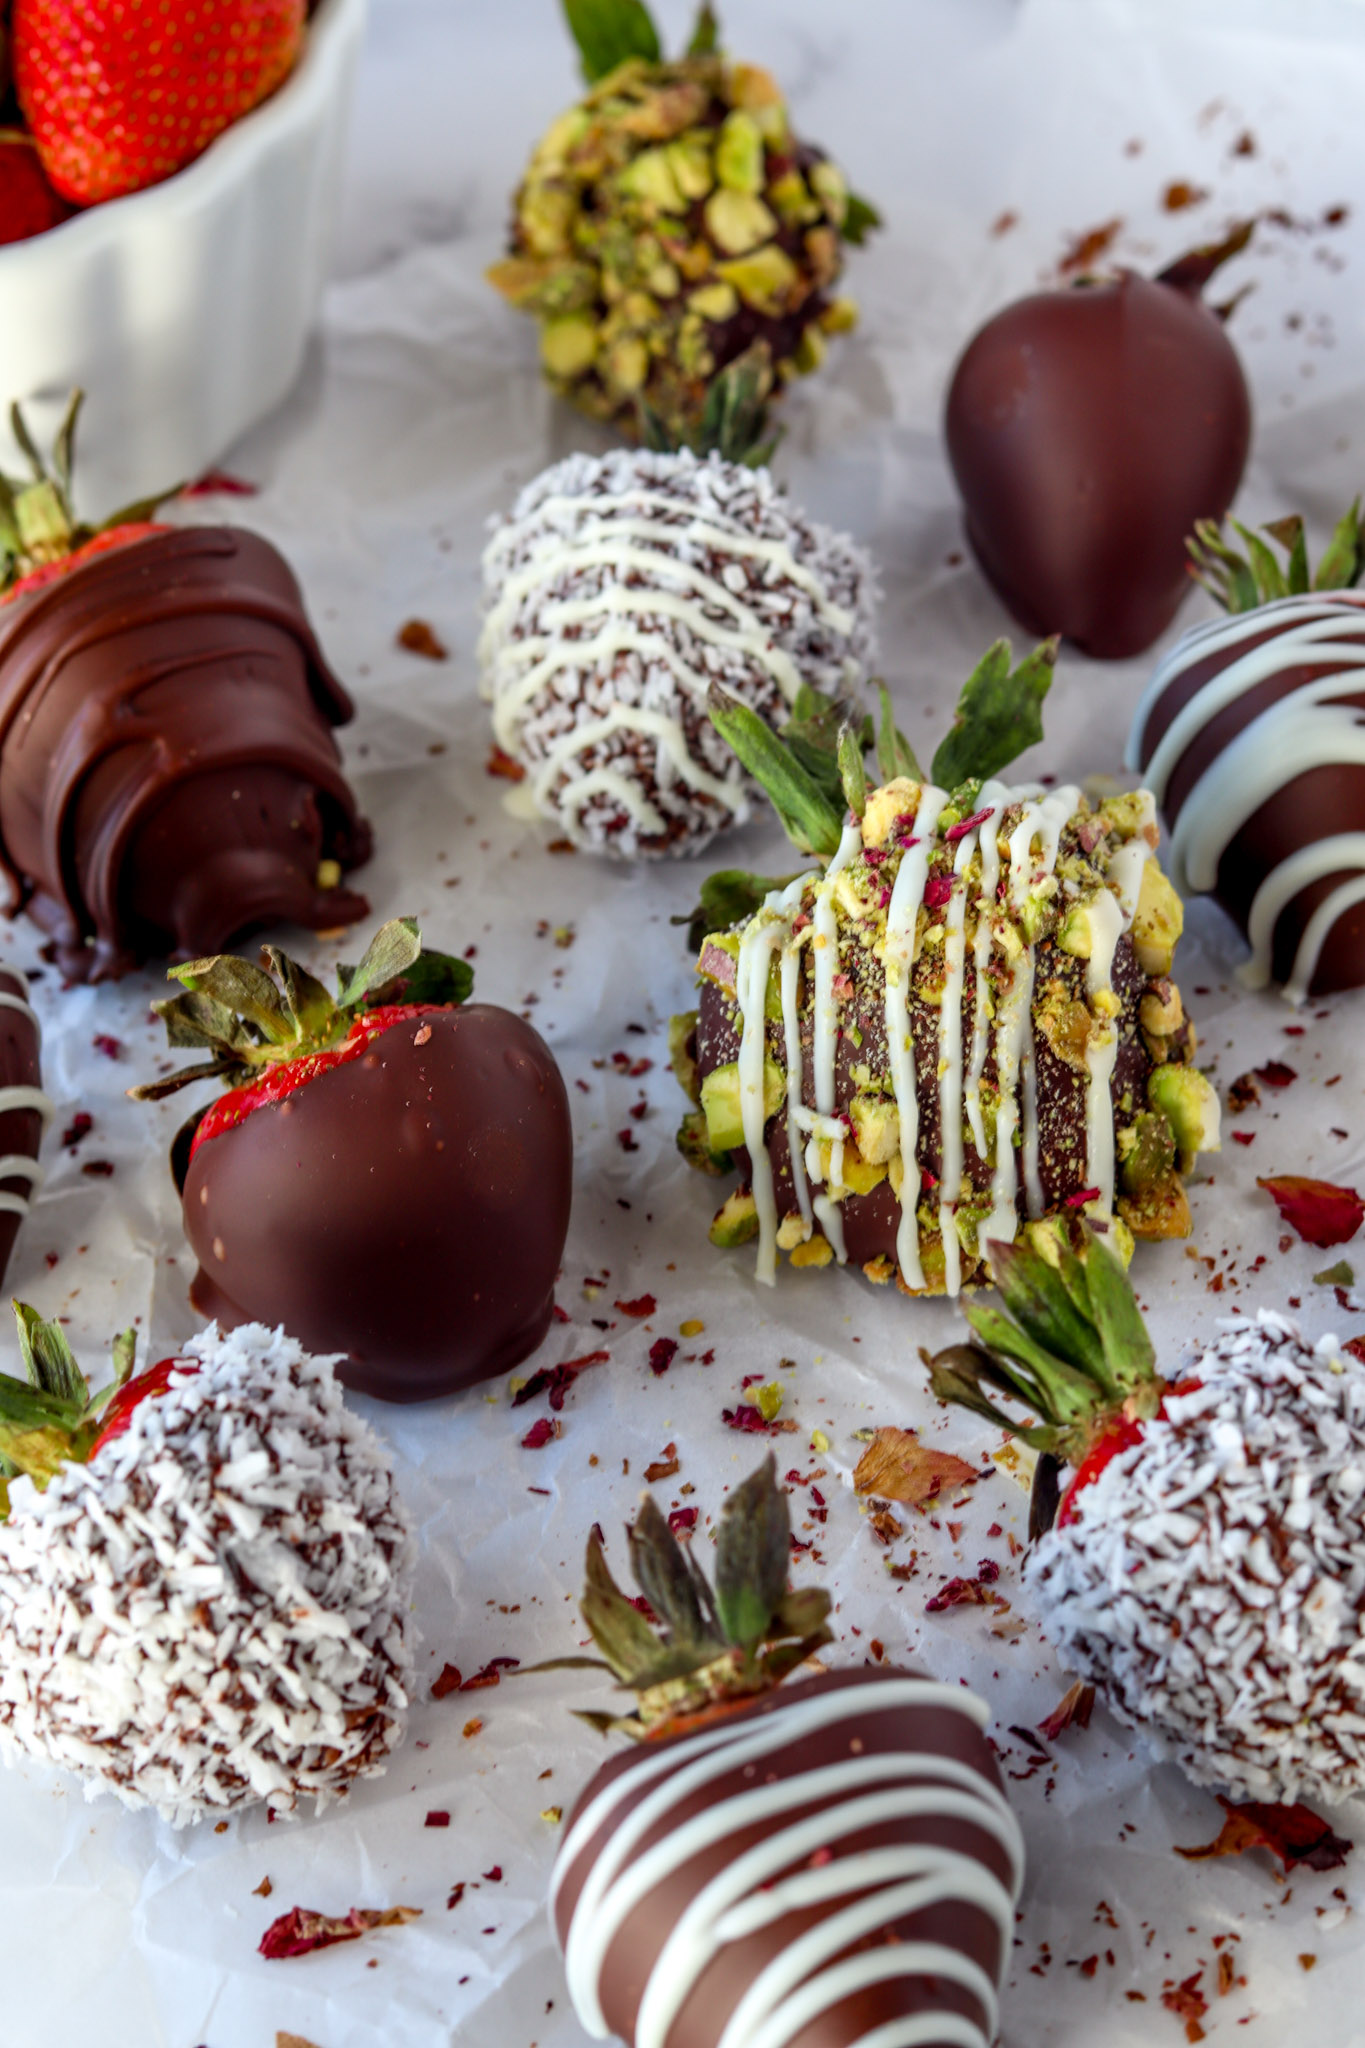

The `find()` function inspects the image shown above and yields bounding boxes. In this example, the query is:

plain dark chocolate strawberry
[135,917,574,1403]
[944,228,1254,659]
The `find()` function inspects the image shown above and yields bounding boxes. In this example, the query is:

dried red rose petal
[648,1337,678,1376]
[511,1351,609,1412]
[1176,1795,1353,1873]
[258,1904,422,1959]
[1257,1175,1364,1249]
[520,1416,556,1449]
[1037,1679,1096,1741]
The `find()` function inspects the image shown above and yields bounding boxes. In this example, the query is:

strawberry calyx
[130,916,474,1121]
[926,1220,1169,1536]
[0,1303,139,1521]
[189,1002,448,1159]
[0,390,180,600]
[525,1455,833,1743]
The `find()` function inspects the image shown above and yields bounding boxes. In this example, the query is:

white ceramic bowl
[0,0,367,515]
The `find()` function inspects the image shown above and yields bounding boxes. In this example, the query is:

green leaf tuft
[841,192,882,247]
[875,681,922,783]
[714,1455,790,1648]
[930,637,1056,791]
[686,2,719,55]
[708,685,844,857]
[562,0,661,82]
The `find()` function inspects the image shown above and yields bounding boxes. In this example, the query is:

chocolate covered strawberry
[945,226,1254,658]
[930,1225,1365,1804]
[544,1458,1024,2048]
[14,0,306,205]
[0,392,371,979]
[134,916,574,1403]
[0,1307,413,1824]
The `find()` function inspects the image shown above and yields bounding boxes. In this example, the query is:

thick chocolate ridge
[945,271,1250,659]
[554,1669,1016,2048]
[182,1004,573,1403]
[0,526,371,980]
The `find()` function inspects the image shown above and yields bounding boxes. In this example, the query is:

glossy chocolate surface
[0,526,370,980]
[945,270,1251,659]
[183,1004,573,1403]
[0,965,46,1289]
[554,1669,1016,2048]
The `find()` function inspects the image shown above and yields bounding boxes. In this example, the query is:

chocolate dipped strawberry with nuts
[544,1457,1024,2048]
[0,1306,414,1825]
[929,1225,1365,1805]
[134,916,574,1403]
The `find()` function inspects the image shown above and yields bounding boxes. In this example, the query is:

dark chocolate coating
[0,964,46,1290]
[182,1004,573,1403]
[945,271,1251,658]
[553,1669,1017,2048]
[1131,594,1365,995]
[0,526,371,981]
[696,931,1151,1275]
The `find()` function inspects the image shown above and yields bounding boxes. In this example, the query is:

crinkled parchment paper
[6,1,1365,2042]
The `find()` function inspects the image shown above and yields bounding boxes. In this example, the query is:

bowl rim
[0,0,367,266]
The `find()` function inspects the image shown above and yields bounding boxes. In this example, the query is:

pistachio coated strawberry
[134,917,574,1404]
[14,0,306,206]
[0,1306,413,1824]
[540,1458,1024,2048]
[929,1224,1365,1805]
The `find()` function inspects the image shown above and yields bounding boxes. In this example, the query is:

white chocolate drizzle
[480,448,877,857]
[730,780,1143,1293]
[0,971,52,1223]
[551,1675,1024,2048]
[1128,591,1365,1001]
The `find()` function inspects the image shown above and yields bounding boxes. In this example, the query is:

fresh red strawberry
[929,1227,1365,1809]
[132,915,574,1405]
[0,1311,414,1824]
[0,390,176,603]
[13,0,306,206]
[87,1354,197,1454]
[0,125,73,242]
[188,1002,448,1158]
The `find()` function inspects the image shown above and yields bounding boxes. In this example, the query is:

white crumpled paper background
[6,0,1365,2042]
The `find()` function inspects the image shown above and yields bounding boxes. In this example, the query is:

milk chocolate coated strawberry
[135,917,574,1403]
[945,229,1254,659]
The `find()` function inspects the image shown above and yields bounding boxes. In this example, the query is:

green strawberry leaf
[628,1493,716,1648]
[171,954,293,1043]
[686,2,719,55]
[676,866,800,953]
[841,191,882,247]
[875,681,922,783]
[714,1455,789,1648]
[336,916,424,1010]
[562,0,661,83]
[930,637,1056,791]
[383,947,474,1010]
[1313,498,1365,591]
[837,722,867,818]
[13,1302,86,1404]
[708,685,845,857]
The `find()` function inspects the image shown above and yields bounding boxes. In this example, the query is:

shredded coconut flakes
[1030,1311,1365,1805]
[0,1323,415,1827]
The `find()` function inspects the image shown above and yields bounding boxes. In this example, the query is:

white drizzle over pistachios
[732,781,1149,1295]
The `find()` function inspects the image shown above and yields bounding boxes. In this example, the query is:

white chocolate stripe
[555,1678,1021,2045]
[884,789,949,1290]
[531,704,748,820]
[483,497,857,629]
[1284,873,1365,1005]
[1239,833,1365,992]
[496,580,804,705]
[729,779,1141,1293]
[728,1940,999,2048]
[1129,598,1365,774]
[0,1086,53,1130]
[1169,677,1365,897]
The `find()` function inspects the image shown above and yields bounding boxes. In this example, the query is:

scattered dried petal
[1257,1175,1364,1248]
[1255,1060,1298,1089]
[397,618,448,660]
[520,1416,557,1449]
[648,1337,678,1376]
[1037,1680,1096,1741]
[486,745,526,782]
[925,1574,1001,1613]
[615,1294,657,1318]
[425,1811,450,1827]
[259,1904,422,1959]
[722,1403,797,1435]
[1176,1796,1353,1873]
[431,1663,462,1700]
[461,1657,519,1691]
[853,1427,978,1507]
[512,1351,609,1412]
